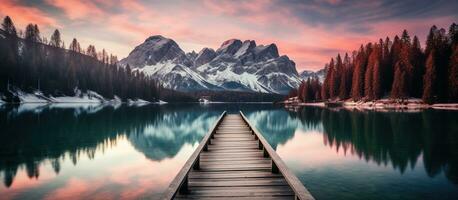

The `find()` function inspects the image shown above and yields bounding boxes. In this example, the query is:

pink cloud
[46,0,105,20]
[0,0,58,28]
[6,0,454,72]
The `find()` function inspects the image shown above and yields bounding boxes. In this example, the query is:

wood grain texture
[163,113,315,200]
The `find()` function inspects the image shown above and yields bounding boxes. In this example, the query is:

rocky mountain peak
[216,39,243,55]
[194,48,216,66]
[120,36,303,94]
[120,35,187,68]
[253,43,279,60]
[145,35,168,42]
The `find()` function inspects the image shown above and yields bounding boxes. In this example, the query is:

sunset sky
[1,0,457,71]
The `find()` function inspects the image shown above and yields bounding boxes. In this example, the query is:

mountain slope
[119,36,303,94]
[299,68,327,83]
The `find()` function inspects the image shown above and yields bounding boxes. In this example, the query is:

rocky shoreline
[284,98,458,111]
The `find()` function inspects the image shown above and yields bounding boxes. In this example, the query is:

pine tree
[382,37,392,94]
[369,45,382,99]
[1,16,17,36]
[423,51,437,104]
[33,24,41,43]
[338,53,351,99]
[372,59,382,99]
[321,61,334,101]
[450,23,458,47]
[102,49,108,64]
[433,28,451,102]
[25,24,40,42]
[391,63,408,99]
[331,54,342,99]
[69,38,81,52]
[304,78,312,101]
[86,45,97,58]
[388,36,402,94]
[449,45,458,101]
[298,80,305,102]
[351,45,366,100]
[391,44,412,99]
[401,29,411,45]
[364,50,374,100]
[323,59,334,100]
[49,29,62,47]
[410,36,425,97]
[425,25,438,56]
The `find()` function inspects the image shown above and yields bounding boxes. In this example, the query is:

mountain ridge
[120,35,314,94]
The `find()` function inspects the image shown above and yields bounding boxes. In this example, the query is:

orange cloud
[46,0,105,20]
[0,0,58,28]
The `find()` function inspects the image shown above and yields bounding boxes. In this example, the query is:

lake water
[0,103,457,200]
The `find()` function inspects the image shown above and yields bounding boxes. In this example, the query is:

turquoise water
[0,104,457,199]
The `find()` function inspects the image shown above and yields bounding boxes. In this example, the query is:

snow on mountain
[299,68,327,83]
[119,35,192,67]
[194,48,216,67]
[119,36,303,94]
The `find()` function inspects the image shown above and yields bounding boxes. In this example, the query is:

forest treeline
[295,23,458,104]
[0,16,161,102]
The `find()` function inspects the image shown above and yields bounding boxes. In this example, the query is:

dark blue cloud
[274,0,458,33]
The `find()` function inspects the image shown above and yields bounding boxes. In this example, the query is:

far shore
[283,99,458,111]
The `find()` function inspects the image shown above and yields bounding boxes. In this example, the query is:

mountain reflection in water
[0,104,457,200]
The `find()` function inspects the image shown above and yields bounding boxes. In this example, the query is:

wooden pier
[162,111,315,200]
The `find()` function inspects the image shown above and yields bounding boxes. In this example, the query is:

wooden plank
[175,196,294,200]
[199,157,268,162]
[200,152,263,157]
[178,191,294,198]
[189,179,288,187]
[206,149,261,153]
[187,185,293,192]
[189,173,283,179]
[207,146,258,150]
[164,112,314,200]
[199,163,271,169]
[200,160,271,165]
[161,111,227,200]
[239,112,315,200]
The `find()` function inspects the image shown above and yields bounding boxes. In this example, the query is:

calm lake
[0,103,457,200]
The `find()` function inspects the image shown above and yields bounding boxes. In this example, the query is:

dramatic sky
[1,0,457,71]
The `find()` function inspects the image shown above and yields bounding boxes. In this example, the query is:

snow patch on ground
[8,89,149,106]
[127,99,151,107]
[284,97,458,111]
[15,90,49,103]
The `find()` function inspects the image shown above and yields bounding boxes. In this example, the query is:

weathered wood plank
[187,185,293,192]
[163,113,314,200]
[175,196,294,200]
[178,191,294,197]
[189,179,289,187]
[239,112,315,200]
[161,111,227,200]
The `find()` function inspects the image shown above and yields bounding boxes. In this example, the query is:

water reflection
[0,104,220,193]
[1,104,457,200]
[323,109,458,184]
[243,107,458,200]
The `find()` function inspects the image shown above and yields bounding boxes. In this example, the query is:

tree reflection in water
[285,107,458,185]
[0,104,221,188]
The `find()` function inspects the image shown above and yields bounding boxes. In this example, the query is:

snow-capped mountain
[119,35,302,94]
[299,68,327,83]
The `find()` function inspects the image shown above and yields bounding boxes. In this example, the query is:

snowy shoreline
[283,99,458,111]
[0,89,167,105]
